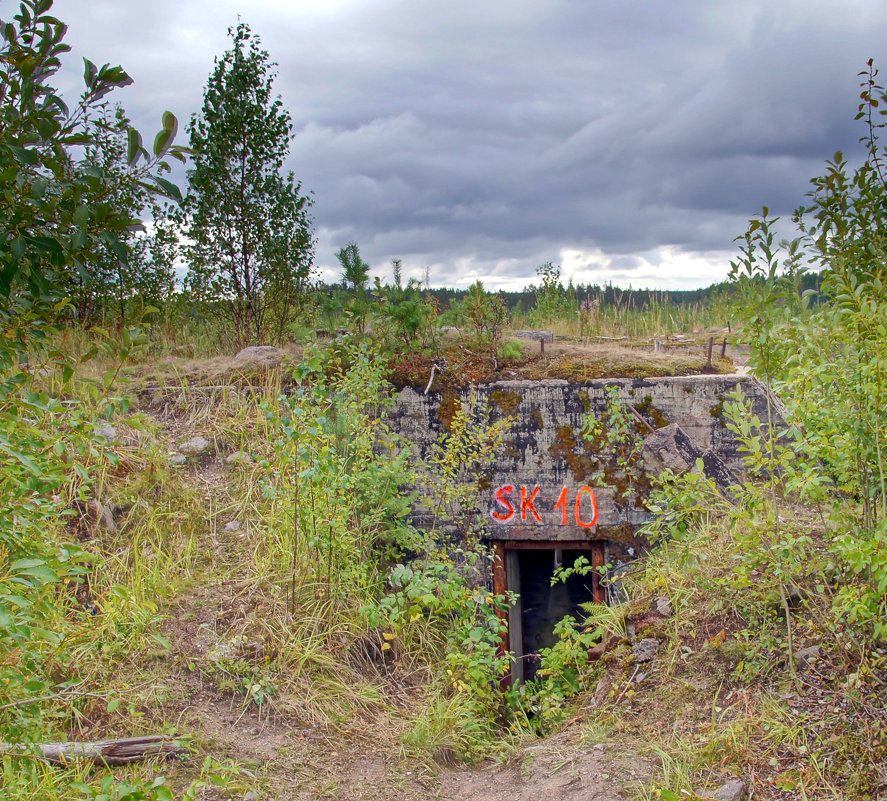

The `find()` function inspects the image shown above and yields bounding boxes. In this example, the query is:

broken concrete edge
[641,423,740,494]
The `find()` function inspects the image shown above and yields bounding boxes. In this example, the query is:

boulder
[794,644,822,669]
[712,779,747,801]
[225,450,252,465]
[178,436,212,456]
[651,596,672,617]
[234,346,281,366]
[76,497,117,533]
[632,638,660,663]
[95,424,117,442]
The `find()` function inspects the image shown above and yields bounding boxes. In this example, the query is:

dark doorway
[499,541,605,684]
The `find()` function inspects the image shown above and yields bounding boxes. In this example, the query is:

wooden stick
[0,735,185,765]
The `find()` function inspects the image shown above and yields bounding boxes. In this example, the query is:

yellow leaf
[381,642,391,651]
[382,632,397,641]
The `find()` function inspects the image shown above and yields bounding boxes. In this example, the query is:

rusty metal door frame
[492,539,606,686]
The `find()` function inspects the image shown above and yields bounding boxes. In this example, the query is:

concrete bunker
[388,375,769,684]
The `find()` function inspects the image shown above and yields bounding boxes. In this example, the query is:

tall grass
[512,288,736,340]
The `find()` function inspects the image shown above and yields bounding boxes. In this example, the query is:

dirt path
[440,728,649,801]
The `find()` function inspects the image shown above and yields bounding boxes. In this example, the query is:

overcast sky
[49,0,887,290]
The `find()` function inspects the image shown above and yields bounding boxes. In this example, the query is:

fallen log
[0,735,186,765]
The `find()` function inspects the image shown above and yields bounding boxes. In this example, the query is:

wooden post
[540,338,545,356]
[720,338,727,358]
[706,336,714,369]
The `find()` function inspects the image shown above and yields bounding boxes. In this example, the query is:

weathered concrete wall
[387,375,769,558]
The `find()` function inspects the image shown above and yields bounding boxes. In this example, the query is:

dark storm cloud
[49,0,887,288]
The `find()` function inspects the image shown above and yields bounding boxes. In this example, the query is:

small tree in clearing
[183,22,314,347]
[336,241,371,334]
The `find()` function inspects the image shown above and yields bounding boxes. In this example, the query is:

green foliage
[0,315,152,736]
[372,275,439,354]
[368,547,511,762]
[727,63,887,646]
[72,774,174,801]
[530,262,577,326]
[366,391,520,763]
[642,466,727,544]
[68,106,179,325]
[336,241,370,292]
[184,22,314,347]
[422,391,513,537]
[254,344,416,617]
[496,338,523,361]
[0,7,200,798]
[460,280,507,351]
[0,0,184,305]
[335,242,374,335]
[520,613,601,726]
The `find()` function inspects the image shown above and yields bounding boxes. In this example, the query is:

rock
[76,497,117,532]
[587,643,606,661]
[178,436,212,456]
[224,520,241,533]
[632,638,660,663]
[243,790,260,801]
[225,450,252,465]
[207,634,246,662]
[588,635,621,661]
[95,424,117,442]
[712,778,747,801]
[243,640,265,660]
[651,596,672,617]
[234,346,281,366]
[794,644,822,669]
[170,452,187,466]
[786,583,805,608]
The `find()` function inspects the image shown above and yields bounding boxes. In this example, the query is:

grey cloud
[49,0,887,288]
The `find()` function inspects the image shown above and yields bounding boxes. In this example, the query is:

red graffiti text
[492,484,598,528]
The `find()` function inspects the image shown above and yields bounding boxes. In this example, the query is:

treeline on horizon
[315,271,825,314]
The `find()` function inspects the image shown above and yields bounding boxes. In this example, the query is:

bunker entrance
[498,541,606,684]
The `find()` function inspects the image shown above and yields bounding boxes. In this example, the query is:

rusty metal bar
[625,402,656,434]
[591,541,606,604]
[491,541,510,688]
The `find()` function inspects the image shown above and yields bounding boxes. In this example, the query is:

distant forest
[318,272,825,313]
